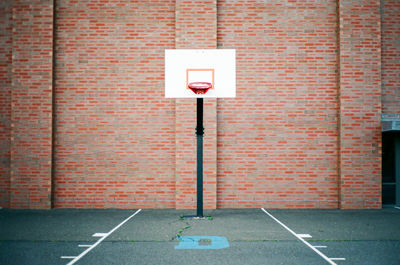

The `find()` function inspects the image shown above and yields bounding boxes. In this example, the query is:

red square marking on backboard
[186,69,215,90]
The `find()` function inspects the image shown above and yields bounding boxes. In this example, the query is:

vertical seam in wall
[51,0,56,208]
[8,0,14,208]
[336,0,342,209]
[214,0,217,209]
[378,0,383,206]
[380,0,385,115]
[173,2,176,210]
[10,3,16,207]
[380,0,383,109]
[173,0,177,206]
[216,0,219,208]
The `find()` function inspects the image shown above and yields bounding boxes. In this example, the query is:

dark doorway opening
[382,132,400,206]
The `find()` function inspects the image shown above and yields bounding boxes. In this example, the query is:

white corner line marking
[61,256,77,259]
[93,233,109,237]
[313,245,328,248]
[330,258,346,261]
[261,208,338,265]
[66,209,142,265]
[297,234,312,238]
[78,245,92,248]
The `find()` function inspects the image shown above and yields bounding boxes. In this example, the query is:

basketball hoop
[165,49,236,218]
[188,82,212,94]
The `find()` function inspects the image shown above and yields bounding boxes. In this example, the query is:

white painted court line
[330,258,346,261]
[78,245,92,248]
[261,208,339,265]
[61,256,76,259]
[92,233,109,237]
[395,206,400,210]
[65,209,142,265]
[313,245,328,248]
[297,234,312,238]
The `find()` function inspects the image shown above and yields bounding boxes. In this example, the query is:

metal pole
[196,98,204,217]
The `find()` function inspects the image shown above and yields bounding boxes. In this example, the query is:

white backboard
[165,49,236,98]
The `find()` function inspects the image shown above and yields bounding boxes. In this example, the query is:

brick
[1,0,394,210]
[339,0,382,209]
[381,0,400,114]
[0,0,12,207]
[53,0,176,209]
[217,0,339,209]
[10,0,53,209]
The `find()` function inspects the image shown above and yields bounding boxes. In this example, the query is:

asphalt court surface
[0,208,399,265]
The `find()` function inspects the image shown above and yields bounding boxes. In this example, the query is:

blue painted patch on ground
[175,236,230,250]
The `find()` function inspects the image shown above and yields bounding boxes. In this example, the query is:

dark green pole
[196,98,204,217]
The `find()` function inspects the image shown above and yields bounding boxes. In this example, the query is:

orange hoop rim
[188,82,212,90]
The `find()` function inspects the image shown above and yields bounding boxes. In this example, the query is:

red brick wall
[53,0,176,208]
[2,0,389,209]
[382,0,400,113]
[0,1,12,207]
[217,0,339,208]
[338,0,382,209]
[175,0,217,209]
[10,0,53,209]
